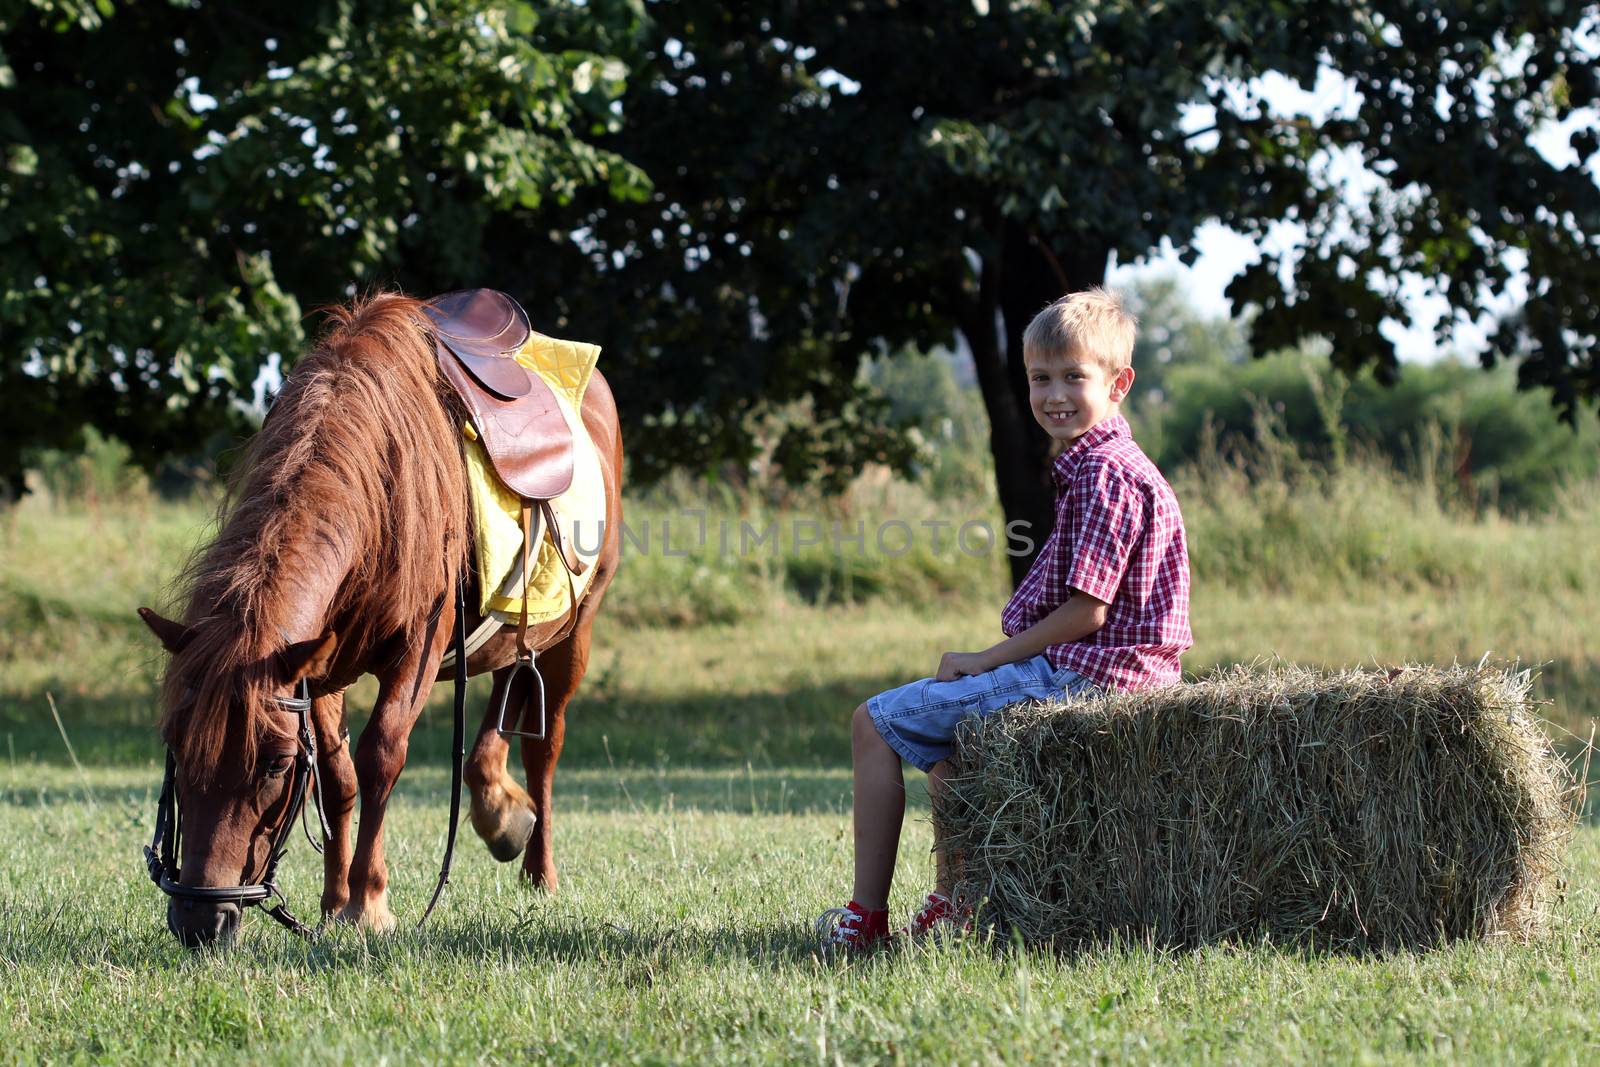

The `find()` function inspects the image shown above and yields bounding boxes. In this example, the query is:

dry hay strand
[938,664,1579,952]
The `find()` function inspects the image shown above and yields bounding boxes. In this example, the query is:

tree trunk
[960,224,1108,587]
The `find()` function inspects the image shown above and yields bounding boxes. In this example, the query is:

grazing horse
[138,292,622,946]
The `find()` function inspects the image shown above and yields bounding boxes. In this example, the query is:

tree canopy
[0,0,645,495]
[5,1,1598,573]
[528,0,1598,578]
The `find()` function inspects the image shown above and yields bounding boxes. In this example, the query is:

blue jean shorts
[867,654,1099,772]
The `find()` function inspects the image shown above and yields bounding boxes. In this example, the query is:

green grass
[3,456,1600,1063]
[5,717,1600,1064]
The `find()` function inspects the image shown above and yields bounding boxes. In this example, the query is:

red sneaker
[901,892,972,941]
[815,900,892,954]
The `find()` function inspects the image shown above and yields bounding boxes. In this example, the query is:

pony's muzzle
[167,898,241,948]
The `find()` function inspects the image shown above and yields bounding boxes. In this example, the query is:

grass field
[3,456,1599,1063]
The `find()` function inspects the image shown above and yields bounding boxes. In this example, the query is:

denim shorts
[867,654,1099,772]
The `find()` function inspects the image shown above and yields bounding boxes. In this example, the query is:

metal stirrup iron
[495,502,548,740]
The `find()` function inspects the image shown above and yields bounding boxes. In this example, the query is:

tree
[0,0,646,497]
[9,1,1598,585]
[509,1,1599,582]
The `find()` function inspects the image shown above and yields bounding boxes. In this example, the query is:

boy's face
[1025,347,1135,446]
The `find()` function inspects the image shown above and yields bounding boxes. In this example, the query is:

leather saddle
[424,287,589,743]
[424,288,575,501]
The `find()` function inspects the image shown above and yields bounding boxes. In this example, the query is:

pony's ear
[279,632,339,683]
[138,607,194,654]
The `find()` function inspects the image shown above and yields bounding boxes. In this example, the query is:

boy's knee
[852,702,884,747]
[852,701,873,733]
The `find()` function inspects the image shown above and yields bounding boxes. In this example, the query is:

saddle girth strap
[517,503,534,660]
[514,500,583,663]
[541,499,583,647]
[542,498,588,578]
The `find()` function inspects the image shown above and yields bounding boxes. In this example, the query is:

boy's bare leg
[927,759,959,898]
[850,702,905,911]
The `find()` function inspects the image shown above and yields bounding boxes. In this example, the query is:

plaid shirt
[1000,414,1192,690]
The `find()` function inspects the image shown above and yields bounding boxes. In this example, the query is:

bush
[1146,351,1597,513]
[24,427,152,506]
[868,347,994,500]
[1175,411,1597,599]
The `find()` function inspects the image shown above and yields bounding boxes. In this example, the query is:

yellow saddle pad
[462,334,605,624]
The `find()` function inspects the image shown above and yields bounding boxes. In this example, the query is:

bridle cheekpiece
[144,679,331,938]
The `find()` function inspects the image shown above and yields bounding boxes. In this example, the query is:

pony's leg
[339,617,450,931]
[517,616,595,891]
[465,666,538,861]
[312,688,358,920]
[338,673,427,931]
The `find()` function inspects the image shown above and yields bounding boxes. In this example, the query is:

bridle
[143,582,470,940]
[144,679,333,938]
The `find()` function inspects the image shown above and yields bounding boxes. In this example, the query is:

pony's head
[139,607,337,947]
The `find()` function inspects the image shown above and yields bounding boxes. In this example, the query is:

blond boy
[818,288,1193,949]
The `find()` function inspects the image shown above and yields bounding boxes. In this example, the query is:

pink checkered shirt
[1000,414,1192,690]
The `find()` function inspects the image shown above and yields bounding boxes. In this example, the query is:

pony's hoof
[518,864,558,893]
[473,801,536,862]
[337,898,396,933]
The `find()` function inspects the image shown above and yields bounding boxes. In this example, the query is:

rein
[144,581,470,939]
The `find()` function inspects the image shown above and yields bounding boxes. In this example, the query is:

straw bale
[938,665,1578,951]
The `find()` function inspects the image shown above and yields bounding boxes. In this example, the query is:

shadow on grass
[2,664,921,771]
[11,661,1598,823]
[24,897,1430,973]
[550,766,864,815]
[1,781,160,809]
[313,914,830,972]
[13,902,838,974]
[2,687,166,766]
[1,767,869,822]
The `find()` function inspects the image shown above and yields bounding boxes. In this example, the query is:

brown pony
[139,292,622,946]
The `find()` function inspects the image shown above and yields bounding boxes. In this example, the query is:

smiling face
[1025,347,1135,446]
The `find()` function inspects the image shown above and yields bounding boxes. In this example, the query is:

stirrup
[495,652,547,740]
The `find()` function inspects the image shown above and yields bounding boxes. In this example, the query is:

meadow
[2,431,1599,1064]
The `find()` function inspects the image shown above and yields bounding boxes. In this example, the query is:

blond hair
[1022,287,1138,372]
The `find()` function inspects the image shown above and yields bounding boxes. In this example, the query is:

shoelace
[903,892,970,940]
[908,893,951,930]
[815,906,868,945]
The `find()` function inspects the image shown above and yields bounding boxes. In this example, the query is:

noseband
[143,679,332,938]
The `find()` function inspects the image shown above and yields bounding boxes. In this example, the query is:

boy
[817,287,1192,950]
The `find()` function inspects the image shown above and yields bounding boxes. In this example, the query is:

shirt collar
[1051,414,1130,489]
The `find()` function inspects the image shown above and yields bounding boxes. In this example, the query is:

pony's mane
[160,292,468,780]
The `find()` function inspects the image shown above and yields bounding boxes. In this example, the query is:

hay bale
[938,664,1579,951]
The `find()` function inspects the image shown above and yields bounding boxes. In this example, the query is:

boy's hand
[935,652,990,682]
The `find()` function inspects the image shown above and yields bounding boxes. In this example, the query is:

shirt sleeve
[1065,459,1148,604]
